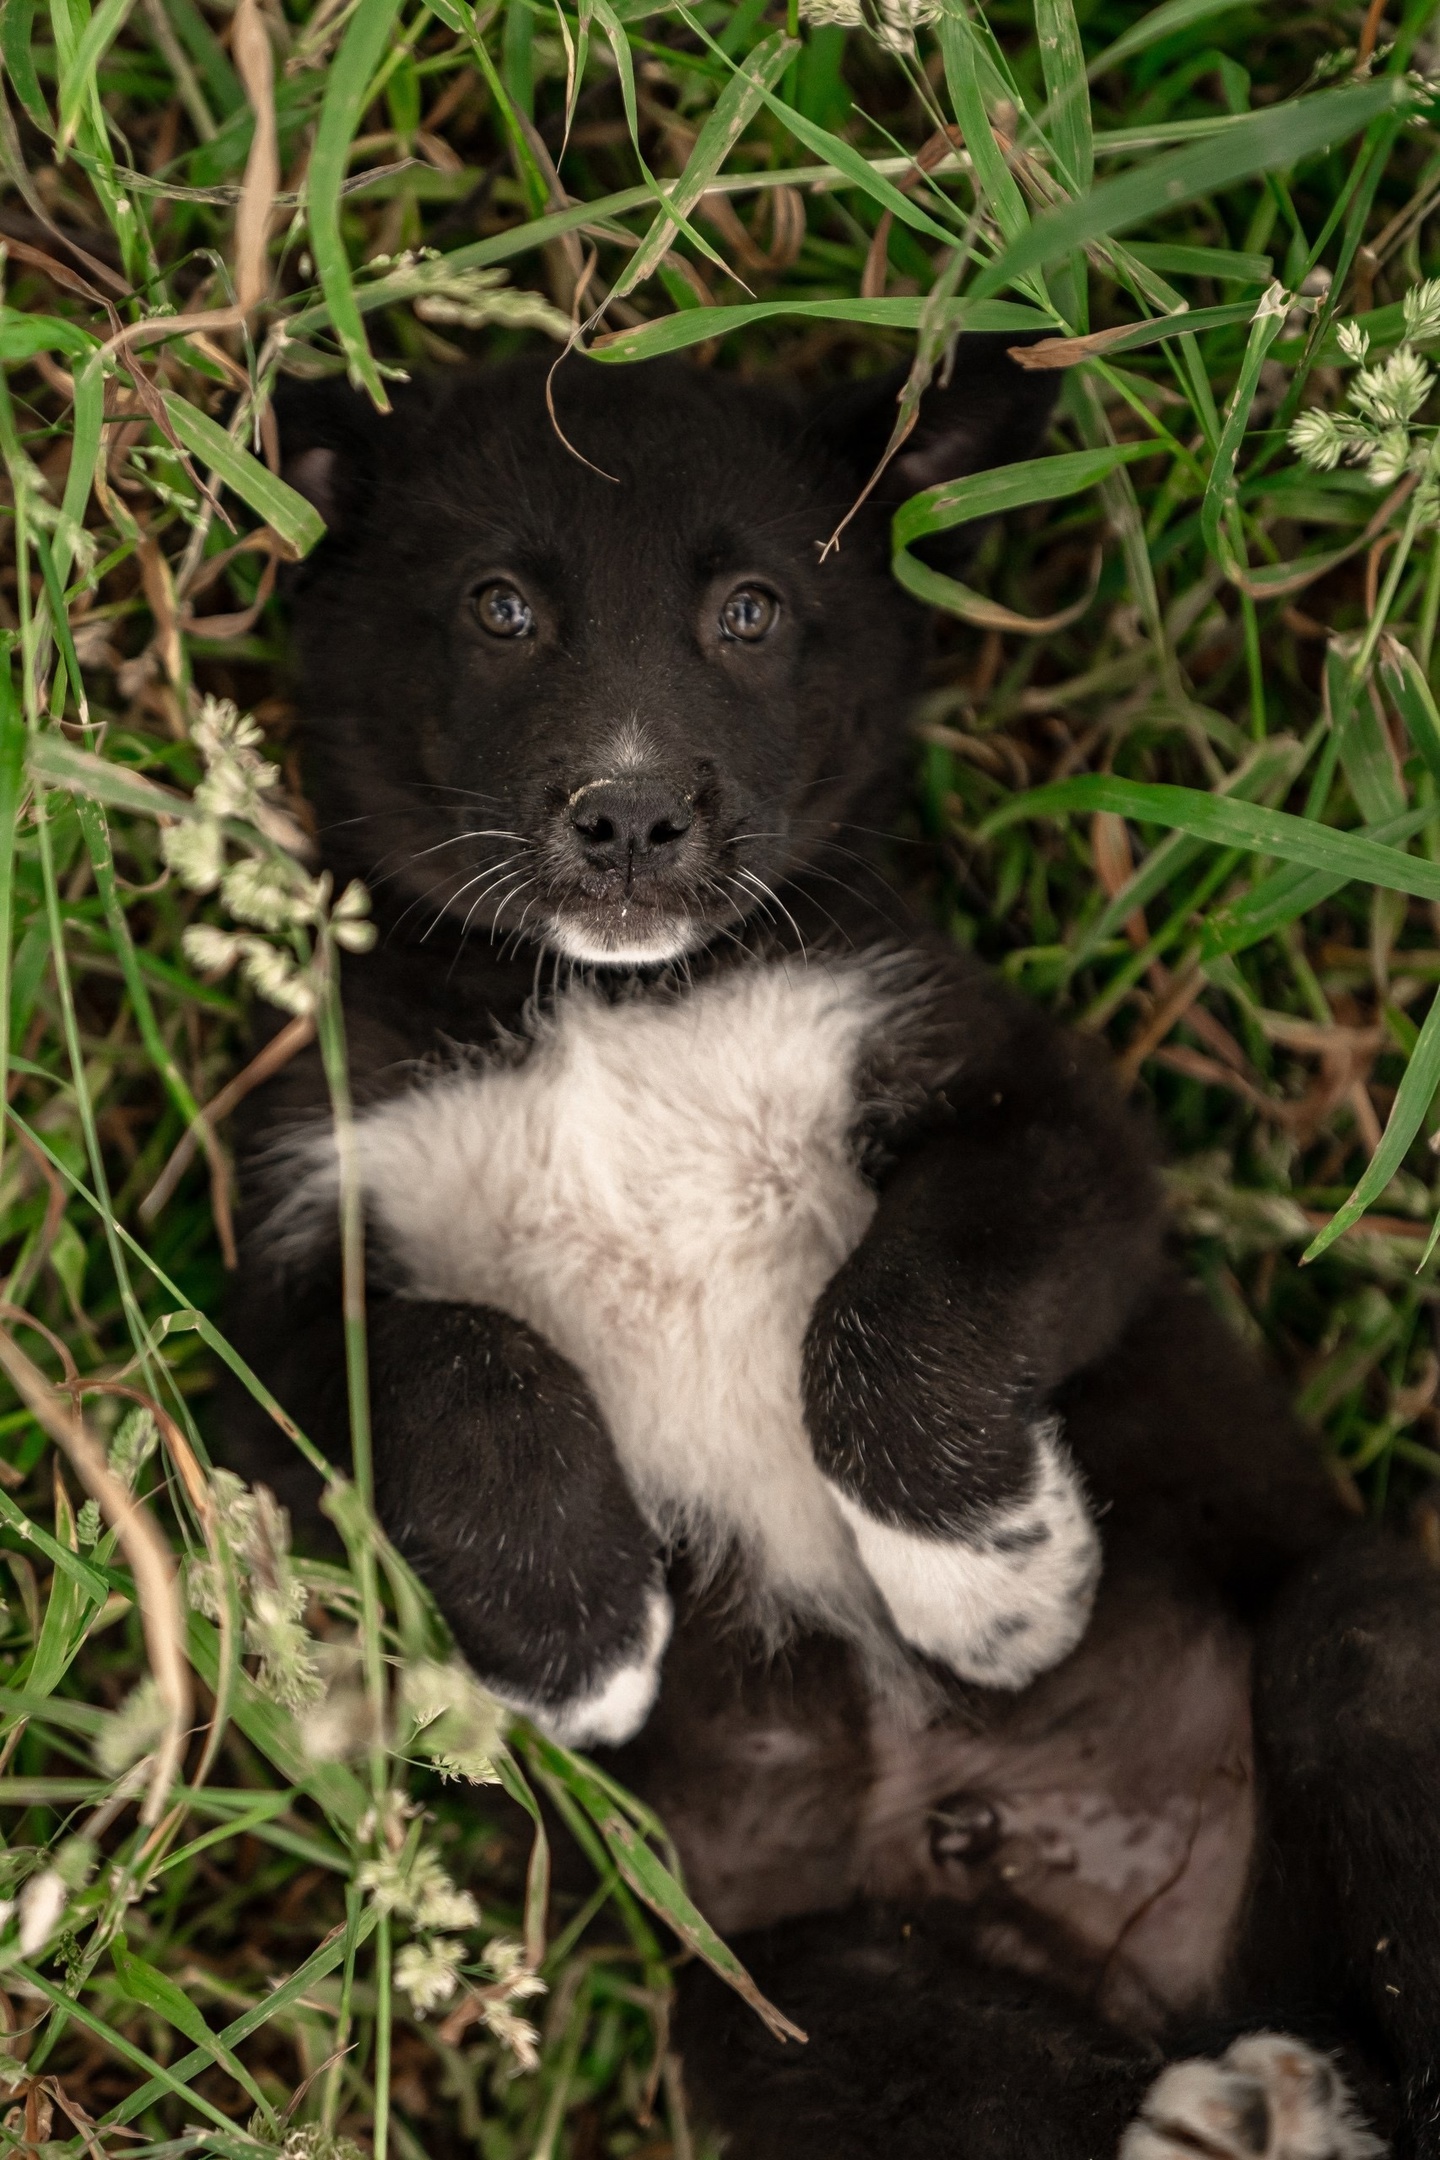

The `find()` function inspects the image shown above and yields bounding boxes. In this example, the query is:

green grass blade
[105,1905,379,2126]
[980,773,1440,904]
[1198,808,1433,960]
[1087,0,1252,77]
[1126,241,1273,284]
[1330,642,1407,826]
[614,27,798,297]
[1304,982,1440,1260]
[1,0,52,131]
[676,0,961,248]
[895,440,1156,546]
[968,78,1415,302]
[161,393,326,556]
[14,1964,261,2138]
[307,0,405,406]
[939,8,1031,248]
[58,0,136,149]
[111,1934,280,2131]
[1035,0,1092,194]
[1380,636,1440,791]
[1200,292,1286,566]
[1077,737,1307,963]
[590,295,1049,362]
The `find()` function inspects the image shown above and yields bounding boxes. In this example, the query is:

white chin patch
[544,915,704,968]
[510,1586,674,1751]
[827,1424,1101,1690]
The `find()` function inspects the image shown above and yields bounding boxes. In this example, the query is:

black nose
[569,777,693,867]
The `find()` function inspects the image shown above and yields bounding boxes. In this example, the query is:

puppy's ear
[271,373,423,534]
[814,334,1058,505]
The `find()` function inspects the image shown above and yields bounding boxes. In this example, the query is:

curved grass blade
[1199,808,1432,961]
[613,27,798,299]
[1035,0,1092,194]
[892,440,1157,614]
[979,773,1440,905]
[1077,736,1308,964]
[111,1933,279,2131]
[1380,635,1440,791]
[590,294,1049,363]
[14,1963,258,2136]
[307,0,405,406]
[967,77,1415,302]
[675,0,960,248]
[1200,286,1287,569]
[58,0,136,149]
[161,392,325,556]
[939,8,1031,249]
[1087,0,1252,78]
[105,1904,379,2127]
[522,1729,806,2044]
[1304,983,1440,1261]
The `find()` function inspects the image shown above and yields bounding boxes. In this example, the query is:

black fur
[226,347,1440,2157]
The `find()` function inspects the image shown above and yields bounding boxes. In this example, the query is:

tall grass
[1,0,1440,2149]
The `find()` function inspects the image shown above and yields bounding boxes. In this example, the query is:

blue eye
[474,580,534,638]
[720,586,779,642]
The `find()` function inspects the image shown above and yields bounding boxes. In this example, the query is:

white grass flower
[237,939,317,1017]
[1404,275,1440,342]
[797,0,862,19]
[222,856,325,933]
[1288,408,1347,471]
[191,696,280,825]
[1336,318,1371,363]
[278,2131,365,2160]
[400,1657,504,1783]
[356,1853,412,1916]
[298,1640,376,1761]
[873,0,940,49]
[163,820,225,893]
[1364,426,1415,486]
[93,1676,168,1778]
[1351,347,1435,425]
[412,276,571,342]
[483,1999,542,2071]
[17,1870,67,1956]
[76,1498,100,1546]
[395,1936,466,2016]
[110,1407,158,1491]
[414,1879,482,1933]
[182,922,240,975]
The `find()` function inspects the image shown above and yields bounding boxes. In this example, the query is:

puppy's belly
[299,957,908,1627]
[643,1569,1254,2031]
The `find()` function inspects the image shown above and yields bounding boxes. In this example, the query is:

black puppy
[229,346,1440,2160]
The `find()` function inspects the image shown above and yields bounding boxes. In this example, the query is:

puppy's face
[282,349,1050,967]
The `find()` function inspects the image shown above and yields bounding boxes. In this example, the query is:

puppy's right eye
[473,580,534,638]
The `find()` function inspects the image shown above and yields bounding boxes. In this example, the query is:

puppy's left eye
[473,580,534,638]
[719,586,779,643]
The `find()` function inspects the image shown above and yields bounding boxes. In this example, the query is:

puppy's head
[278,347,1053,967]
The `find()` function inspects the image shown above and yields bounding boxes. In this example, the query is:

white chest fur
[289,957,905,1631]
[274,952,1100,1691]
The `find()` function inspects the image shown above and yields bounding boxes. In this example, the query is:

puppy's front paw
[1120,2035,1385,2160]
[497,1582,674,1751]
[827,1421,1100,1688]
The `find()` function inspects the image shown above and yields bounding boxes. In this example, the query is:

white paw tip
[828,1423,1100,1690]
[531,1584,674,1751]
[1120,2033,1385,2160]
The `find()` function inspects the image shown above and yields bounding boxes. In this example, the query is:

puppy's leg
[1248,1533,1440,2156]
[1121,2037,1384,2160]
[803,1063,1162,1687]
[370,1299,670,1748]
[677,1901,1160,2160]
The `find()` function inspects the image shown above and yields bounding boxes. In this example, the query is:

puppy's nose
[569,777,693,867]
